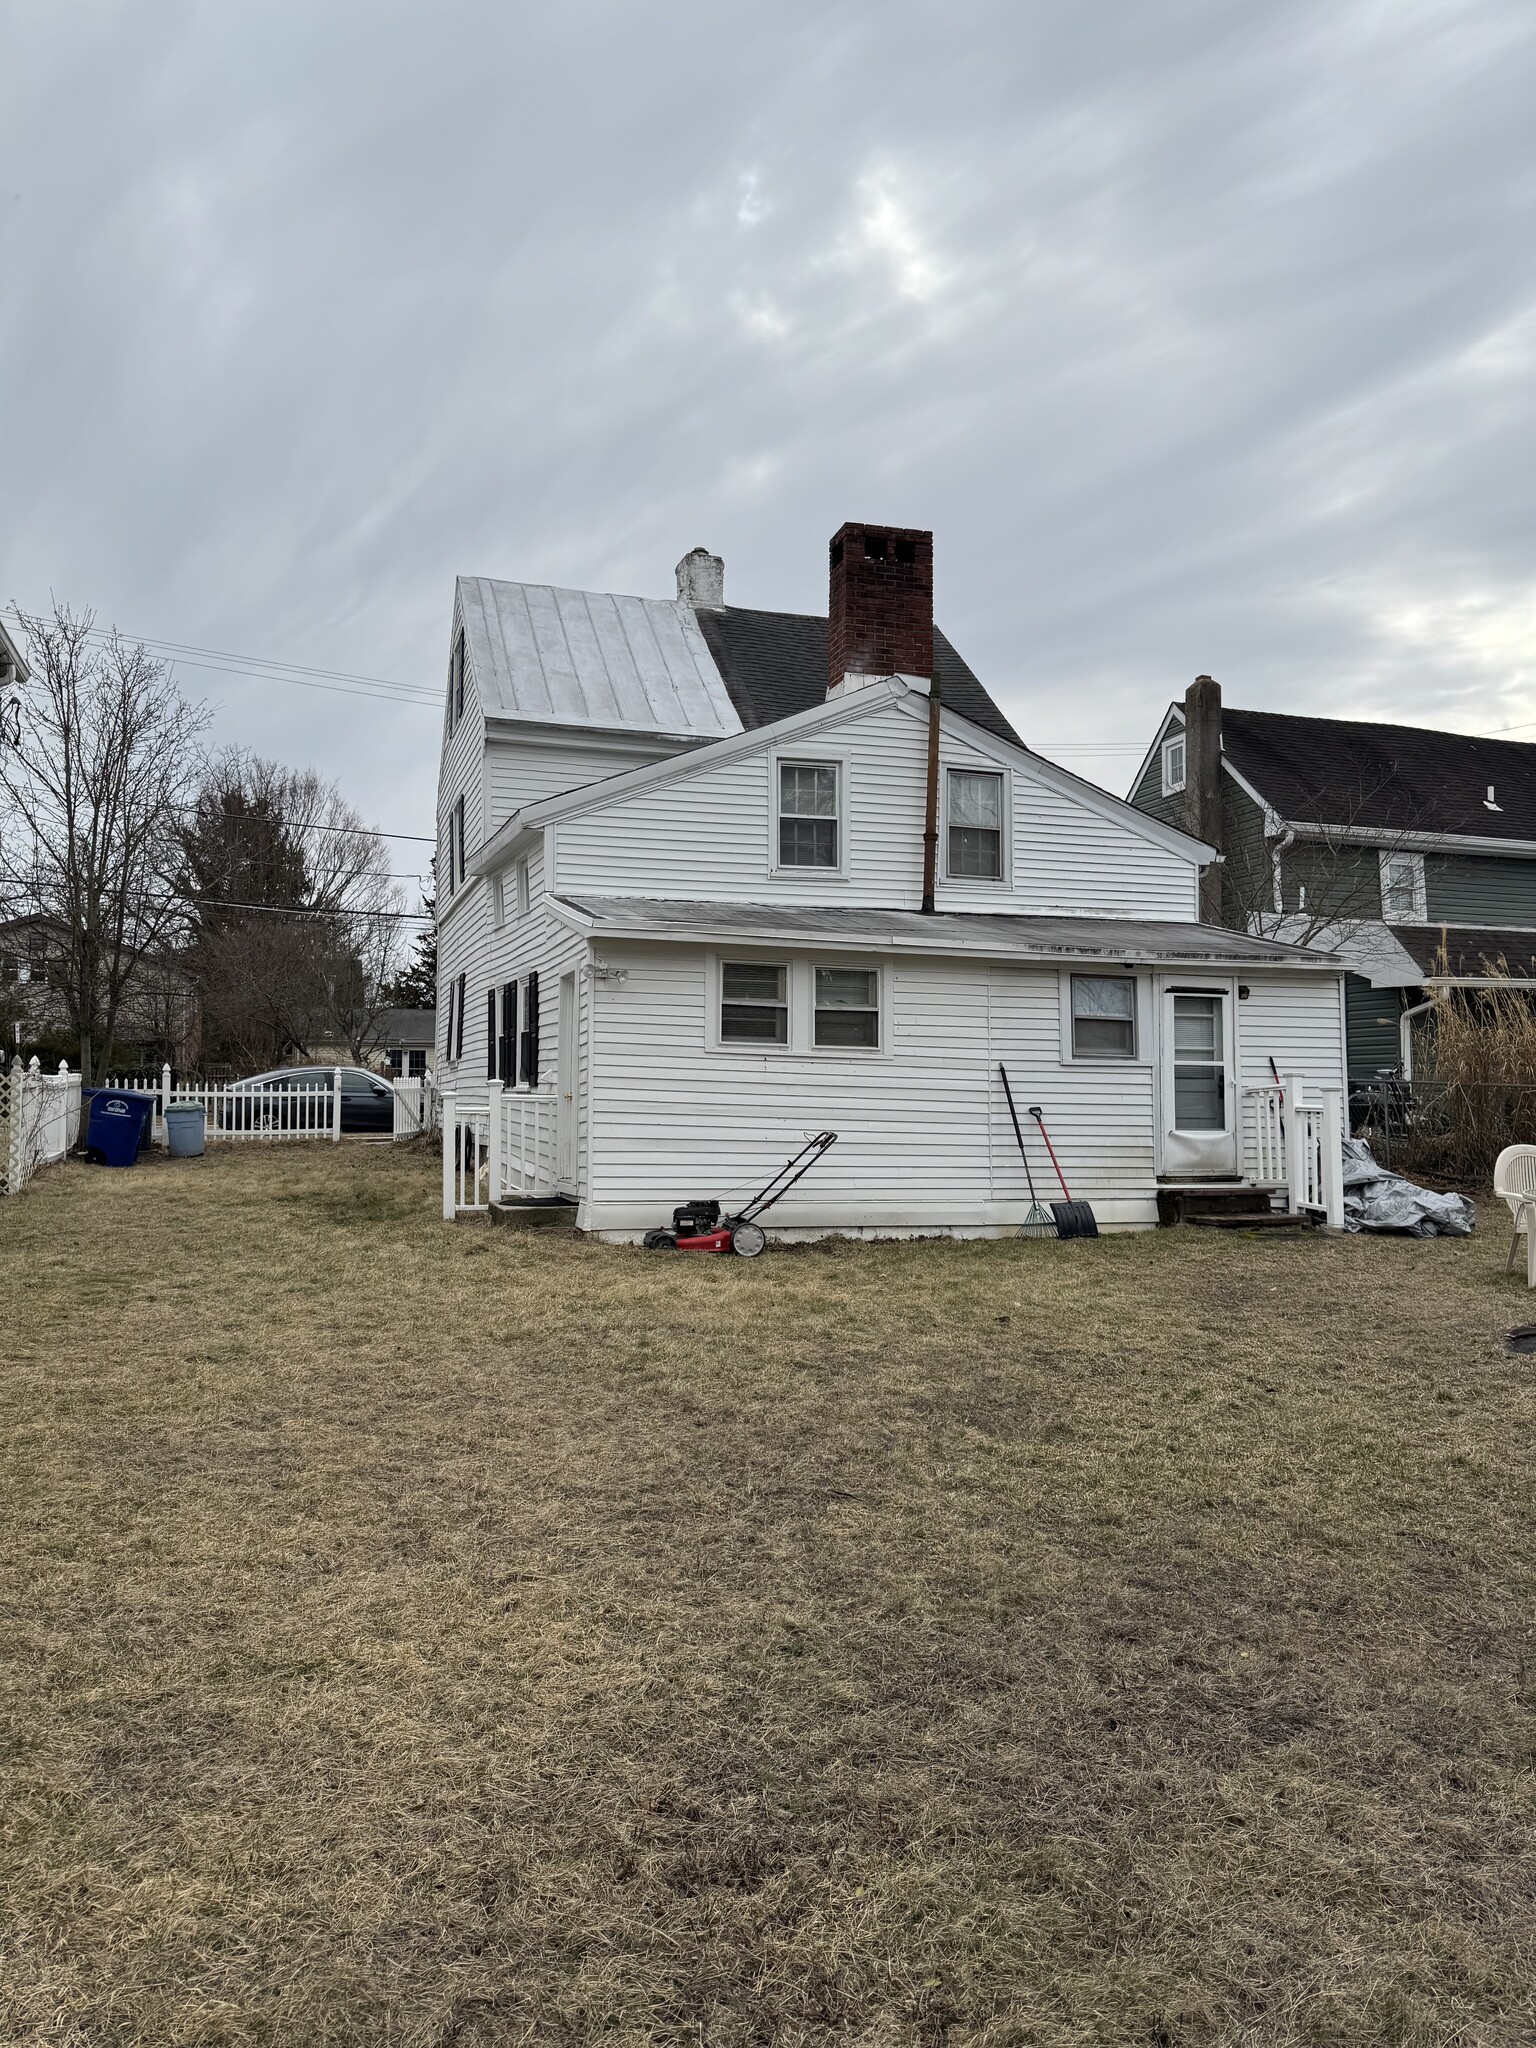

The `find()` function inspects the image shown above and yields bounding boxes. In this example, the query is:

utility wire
[189,897,434,923]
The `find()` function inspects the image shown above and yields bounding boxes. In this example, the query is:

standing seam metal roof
[457,578,744,739]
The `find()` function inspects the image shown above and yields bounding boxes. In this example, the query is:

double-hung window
[1161,733,1186,795]
[720,963,788,1042]
[778,761,839,868]
[1071,975,1136,1058]
[1380,850,1425,922]
[814,968,878,1047]
[947,769,1003,879]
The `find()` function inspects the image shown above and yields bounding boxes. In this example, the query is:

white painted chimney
[675,547,725,609]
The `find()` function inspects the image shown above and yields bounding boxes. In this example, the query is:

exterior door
[1158,982,1239,1178]
[556,972,578,1192]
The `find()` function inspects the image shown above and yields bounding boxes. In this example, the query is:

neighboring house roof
[1216,708,1536,843]
[457,578,742,740]
[553,893,1336,968]
[456,578,1022,749]
[1389,925,1536,980]
[693,608,1021,747]
[375,1007,436,1044]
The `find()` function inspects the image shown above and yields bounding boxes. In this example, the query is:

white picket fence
[0,1061,441,1195]
[441,1080,559,1217]
[0,1059,82,1197]
[1243,1075,1345,1227]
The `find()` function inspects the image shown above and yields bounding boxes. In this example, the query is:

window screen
[721,962,788,1042]
[1071,976,1135,1057]
[814,967,878,1047]
[778,763,838,868]
[947,770,1003,878]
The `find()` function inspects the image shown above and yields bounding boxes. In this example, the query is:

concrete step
[489,1200,577,1230]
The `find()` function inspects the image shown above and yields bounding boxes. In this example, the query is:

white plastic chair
[1493,1145,1536,1286]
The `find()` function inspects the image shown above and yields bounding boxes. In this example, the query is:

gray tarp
[1340,1137,1475,1237]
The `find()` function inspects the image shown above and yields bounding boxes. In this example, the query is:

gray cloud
[3,0,1532,867]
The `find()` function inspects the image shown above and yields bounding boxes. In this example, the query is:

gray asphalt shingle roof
[555,894,1335,966]
[1222,707,1536,842]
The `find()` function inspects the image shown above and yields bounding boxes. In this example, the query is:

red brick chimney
[827,523,933,697]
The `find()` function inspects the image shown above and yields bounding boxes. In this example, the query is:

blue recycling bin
[82,1088,156,1167]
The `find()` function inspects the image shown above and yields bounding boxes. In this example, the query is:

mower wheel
[642,1230,677,1250]
[730,1221,766,1258]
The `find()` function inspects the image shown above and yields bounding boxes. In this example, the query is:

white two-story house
[435,524,1346,1236]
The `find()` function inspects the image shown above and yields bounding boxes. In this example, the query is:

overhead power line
[191,896,435,923]
[8,610,441,710]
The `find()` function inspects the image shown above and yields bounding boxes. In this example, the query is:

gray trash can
[164,1103,206,1157]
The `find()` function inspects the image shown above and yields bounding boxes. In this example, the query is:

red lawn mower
[643,1131,838,1257]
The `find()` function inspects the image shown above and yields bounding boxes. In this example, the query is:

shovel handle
[1027,1106,1072,1203]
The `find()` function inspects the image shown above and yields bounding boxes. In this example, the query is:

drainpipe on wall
[920,672,942,914]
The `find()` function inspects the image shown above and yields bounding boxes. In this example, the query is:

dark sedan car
[229,1065,397,1134]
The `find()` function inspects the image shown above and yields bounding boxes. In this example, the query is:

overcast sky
[4,0,1533,896]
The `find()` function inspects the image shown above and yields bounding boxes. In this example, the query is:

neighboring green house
[1129,679,1536,1082]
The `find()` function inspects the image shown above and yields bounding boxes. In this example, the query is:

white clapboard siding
[550,694,1198,919]
[1236,972,1347,1183]
[486,734,688,835]
[986,967,1158,1198]
[582,945,1167,1231]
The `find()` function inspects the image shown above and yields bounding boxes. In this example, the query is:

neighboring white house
[435,524,1347,1236]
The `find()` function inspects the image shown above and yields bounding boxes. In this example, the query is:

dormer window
[1161,732,1186,795]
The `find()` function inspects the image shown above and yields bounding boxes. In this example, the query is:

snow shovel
[1026,1104,1099,1238]
[998,1064,1057,1238]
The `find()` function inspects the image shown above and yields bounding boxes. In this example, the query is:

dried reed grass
[1,1142,1534,2045]
[1395,957,1536,1182]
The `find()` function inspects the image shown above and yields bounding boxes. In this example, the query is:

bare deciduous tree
[179,750,406,1069]
[0,604,209,1083]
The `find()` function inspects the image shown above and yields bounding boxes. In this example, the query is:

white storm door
[556,972,579,1192]
[1159,983,1238,1177]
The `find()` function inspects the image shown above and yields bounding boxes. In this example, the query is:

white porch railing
[1243,1075,1344,1226]
[440,1080,559,1215]
[440,1087,490,1215]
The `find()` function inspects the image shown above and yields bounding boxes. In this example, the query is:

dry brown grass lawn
[1,1142,1534,2047]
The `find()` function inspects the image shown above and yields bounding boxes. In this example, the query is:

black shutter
[520,970,539,1086]
[487,988,498,1078]
[455,972,466,1061]
[500,980,516,1082]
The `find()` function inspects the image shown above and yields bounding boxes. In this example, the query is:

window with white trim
[777,761,839,868]
[1071,975,1136,1058]
[946,769,1003,879]
[1380,850,1425,922]
[814,967,878,1048]
[452,796,466,896]
[1161,733,1186,795]
[721,962,788,1042]
[492,874,506,928]
[516,856,530,916]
